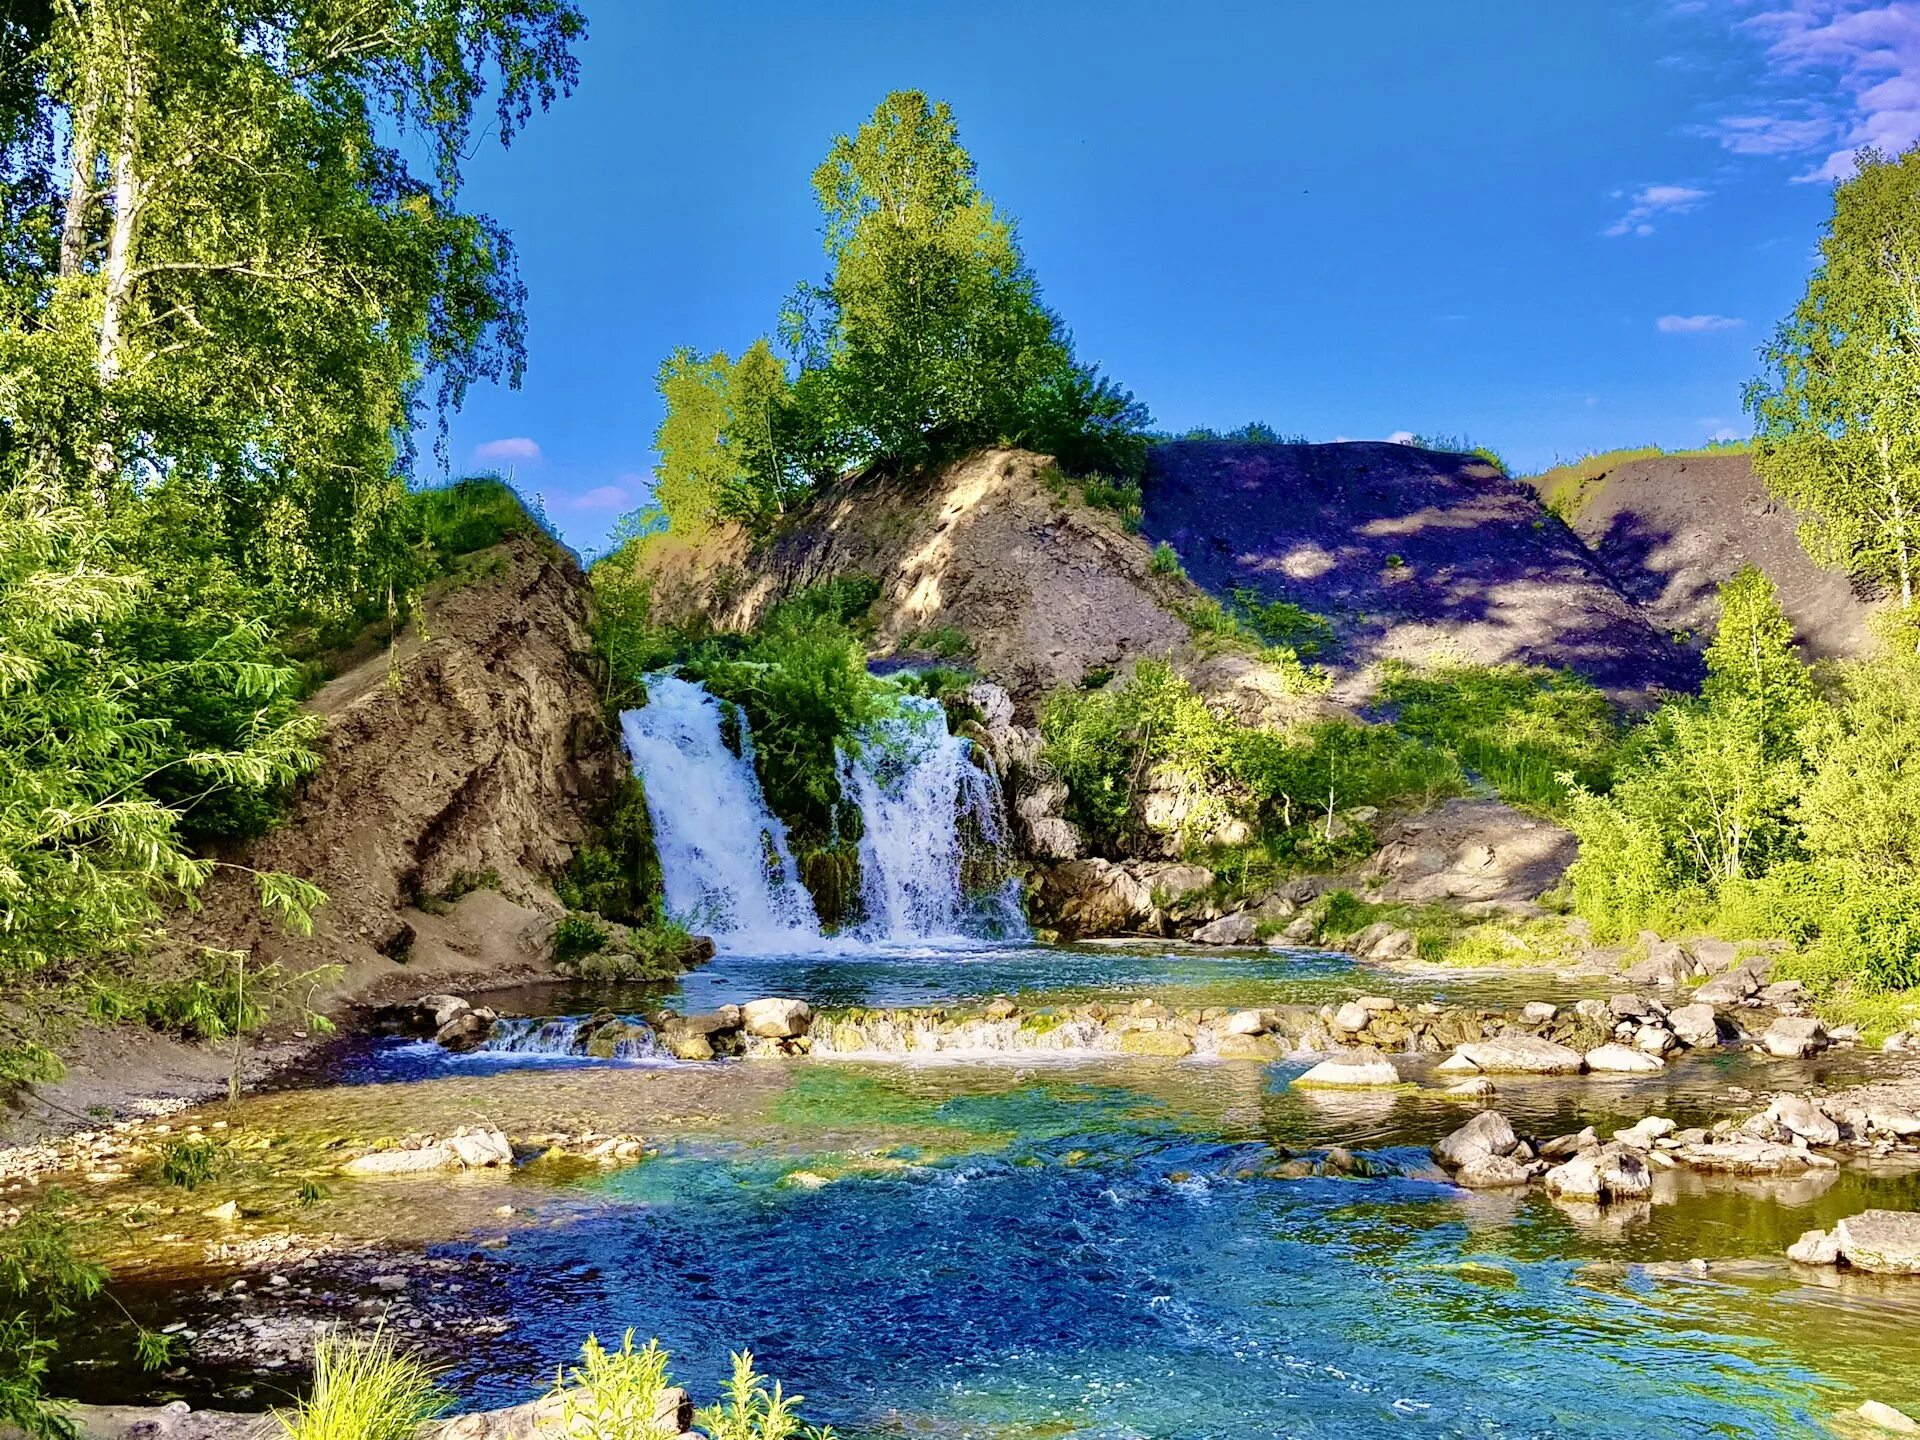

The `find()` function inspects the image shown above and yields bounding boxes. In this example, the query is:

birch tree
[1748,146,1920,608]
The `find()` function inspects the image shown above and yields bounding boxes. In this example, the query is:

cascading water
[480,1016,667,1062]
[620,675,821,951]
[838,694,1029,944]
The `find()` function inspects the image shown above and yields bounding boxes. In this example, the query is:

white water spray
[620,675,822,951]
[839,695,1029,944]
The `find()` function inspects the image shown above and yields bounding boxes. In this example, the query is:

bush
[552,913,612,965]
[274,1329,450,1440]
[557,780,664,927]
[1,1194,106,1440]
[1375,660,1618,812]
[1149,541,1183,577]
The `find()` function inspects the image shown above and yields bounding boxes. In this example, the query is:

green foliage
[1401,433,1508,472]
[556,779,663,927]
[1375,660,1618,811]
[402,477,559,570]
[547,1330,670,1440]
[1079,475,1144,531]
[1162,422,1310,444]
[1564,568,1816,939]
[559,917,702,984]
[274,1328,451,1440]
[153,1138,229,1191]
[699,1349,835,1440]
[552,912,612,966]
[1226,588,1336,657]
[1149,541,1184,578]
[1040,661,1457,857]
[1174,591,1330,695]
[1748,147,1920,606]
[1525,442,1754,523]
[0,1193,105,1440]
[626,90,1149,546]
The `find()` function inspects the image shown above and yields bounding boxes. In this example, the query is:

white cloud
[1709,426,1744,442]
[1386,430,1417,444]
[1604,183,1709,236]
[473,436,542,463]
[567,484,634,511]
[1720,2,1920,181]
[1657,313,1745,333]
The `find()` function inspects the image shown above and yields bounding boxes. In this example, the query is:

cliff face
[1526,451,1877,662]
[183,535,626,1002]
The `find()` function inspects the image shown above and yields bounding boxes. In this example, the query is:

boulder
[1293,1049,1400,1088]
[1787,1227,1842,1266]
[1365,927,1417,962]
[1520,1002,1559,1024]
[1622,944,1690,988]
[1215,1033,1283,1061]
[1433,1110,1518,1169]
[1454,1152,1532,1189]
[1540,1127,1598,1159]
[1191,912,1257,946]
[1766,1094,1840,1147]
[1761,1015,1828,1058]
[1444,1077,1498,1098]
[342,1126,513,1177]
[1673,1137,1836,1176]
[1694,966,1762,1006]
[1333,1001,1371,1033]
[1685,937,1740,972]
[1223,1009,1272,1036]
[984,996,1019,1020]
[1585,1043,1664,1074]
[741,998,813,1039]
[434,1007,497,1053]
[1613,1116,1676,1148]
[1543,1143,1651,1203]
[1666,1003,1722,1049]
[1759,979,1809,1007]
[1452,1036,1585,1075]
[1029,859,1153,936]
[1859,1401,1920,1435]
[1833,1210,1920,1275]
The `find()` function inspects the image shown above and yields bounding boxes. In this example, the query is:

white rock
[1293,1050,1400,1088]
[1786,1227,1840,1266]
[741,998,814,1039]
[1584,1043,1665,1074]
[1834,1210,1920,1275]
[1433,1110,1518,1169]
[1521,1002,1559,1024]
[1333,1001,1371,1033]
[1666,1003,1721,1049]
[1613,1116,1676,1148]
[1453,1036,1586,1074]
[1859,1401,1920,1435]
[1445,1077,1498,1098]
[1191,912,1258,946]
[1761,1016,1828,1058]
[1543,1143,1651,1203]
[1454,1152,1532,1189]
[1223,1009,1271,1036]
[1766,1094,1840,1147]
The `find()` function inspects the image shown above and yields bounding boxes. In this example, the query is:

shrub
[699,1349,833,1440]
[552,912,612,965]
[547,1330,671,1440]
[1375,660,1617,812]
[1149,541,1183,578]
[1,1194,106,1440]
[557,779,665,927]
[274,1329,450,1440]
[154,1139,229,1191]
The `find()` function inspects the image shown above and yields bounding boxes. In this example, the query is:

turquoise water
[421,1062,1920,1438]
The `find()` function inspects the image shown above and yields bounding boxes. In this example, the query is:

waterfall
[839,695,1030,944]
[620,675,822,951]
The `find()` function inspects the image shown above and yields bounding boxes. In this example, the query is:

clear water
[400,1061,1920,1437]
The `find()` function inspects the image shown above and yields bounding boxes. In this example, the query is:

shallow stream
[49,942,1920,1438]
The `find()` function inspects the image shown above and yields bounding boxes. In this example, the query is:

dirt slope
[1527,451,1877,661]
[183,534,624,1001]
[1142,441,1695,696]
[627,448,1320,723]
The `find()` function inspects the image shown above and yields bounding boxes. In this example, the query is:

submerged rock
[1118,1029,1194,1058]
[1859,1401,1920,1435]
[1215,1033,1283,1061]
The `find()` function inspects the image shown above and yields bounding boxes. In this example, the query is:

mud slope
[1142,441,1694,695]
[1528,451,1876,661]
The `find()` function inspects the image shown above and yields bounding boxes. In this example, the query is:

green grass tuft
[274,1329,450,1440]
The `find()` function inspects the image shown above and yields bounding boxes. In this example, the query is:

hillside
[1526,449,1877,661]
[1142,440,1696,696]
[624,448,1323,725]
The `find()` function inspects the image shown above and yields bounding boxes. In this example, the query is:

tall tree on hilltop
[1748,146,1920,609]
[0,0,583,609]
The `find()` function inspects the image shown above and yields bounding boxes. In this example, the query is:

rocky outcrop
[1354,799,1576,910]
[1790,1211,1920,1275]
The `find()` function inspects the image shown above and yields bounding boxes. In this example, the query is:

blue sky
[432,1,1920,551]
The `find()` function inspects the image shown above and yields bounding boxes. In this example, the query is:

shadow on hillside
[1142,441,1698,696]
